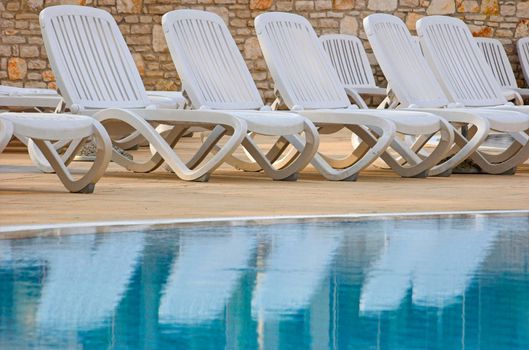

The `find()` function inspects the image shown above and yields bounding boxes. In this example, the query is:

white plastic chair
[0,85,63,110]
[0,85,186,112]
[0,112,111,193]
[475,37,528,105]
[39,6,254,182]
[320,34,387,108]
[364,13,529,175]
[416,15,529,170]
[516,37,529,93]
[255,12,455,179]
[162,10,320,181]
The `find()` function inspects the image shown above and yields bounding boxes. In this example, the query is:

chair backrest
[416,16,508,107]
[40,5,150,111]
[516,37,529,88]
[363,14,450,108]
[162,10,264,110]
[475,37,518,90]
[255,12,351,110]
[320,34,377,89]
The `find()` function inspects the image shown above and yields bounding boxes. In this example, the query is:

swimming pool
[1,214,528,349]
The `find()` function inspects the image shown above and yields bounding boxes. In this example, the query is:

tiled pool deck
[1,135,529,227]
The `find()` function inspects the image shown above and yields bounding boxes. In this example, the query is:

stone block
[427,0,455,15]
[368,0,397,11]
[8,58,27,80]
[333,0,354,10]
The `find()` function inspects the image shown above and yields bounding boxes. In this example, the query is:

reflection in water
[159,233,256,324]
[412,222,497,307]
[360,219,499,313]
[252,227,341,320]
[359,228,425,313]
[36,233,144,330]
[0,217,528,349]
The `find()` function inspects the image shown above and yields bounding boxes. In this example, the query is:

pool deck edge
[2,209,528,240]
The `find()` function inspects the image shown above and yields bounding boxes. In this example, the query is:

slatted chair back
[40,6,151,112]
[255,12,351,110]
[162,10,264,110]
[363,14,450,108]
[476,37,518,90]
[320,34,377,89]
[416,16,508,107]
[516,37,529,88]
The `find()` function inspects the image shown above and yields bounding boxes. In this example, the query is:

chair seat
[228,110,307,135]
[0,85,58,96]
[346,85,387,96]
[470,107,529,131]
[0,113,95,140]
[146,91,187,109]
[300,108,442,135]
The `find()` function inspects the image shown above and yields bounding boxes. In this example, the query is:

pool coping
[1,209,528,240]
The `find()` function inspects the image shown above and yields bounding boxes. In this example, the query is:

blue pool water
[0,216,528,349]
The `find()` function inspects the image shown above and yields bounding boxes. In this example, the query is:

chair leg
[241,119,319,181]
[0,119,14,153]
[428,117,490,176]
[186,125,227,170]
[470,129,529,174]
[30,121,112,193]
[207,132,291,173]
[27,138,85,173]
[304,120,396,181]
[113,130,147,150]
[376,119,454,178]
[93,108,247,181]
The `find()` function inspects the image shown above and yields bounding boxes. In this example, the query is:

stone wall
[1,0,528,104]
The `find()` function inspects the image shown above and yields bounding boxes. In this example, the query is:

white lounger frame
[369,14,529,174]
[0,113,111,193]
[416,15,529,170]
[39,5,256,182]
[320,34,387,108]
[162,10,319,181]
[255,12,455,179]
[0,85,187,154]
[0,85,187,110]
[475,37,528,105]
[0,85,63,111]
[516,37,529,94]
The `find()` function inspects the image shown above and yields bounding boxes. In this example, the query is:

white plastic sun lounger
[0,112,111,193]
[320,34,388,108]
[364,14,529,175]
[516,37,529,94]
[39,6,253,182]
[35,233,143,330]
[475,37,528,105]
[162,10,319,181]
[1,84,185,158]
[0,84,187,111]
[0,85,63,110]
[415,16,529,168]
[255,12,455,179]
[159,232,255,324]
[251,229,340,320]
